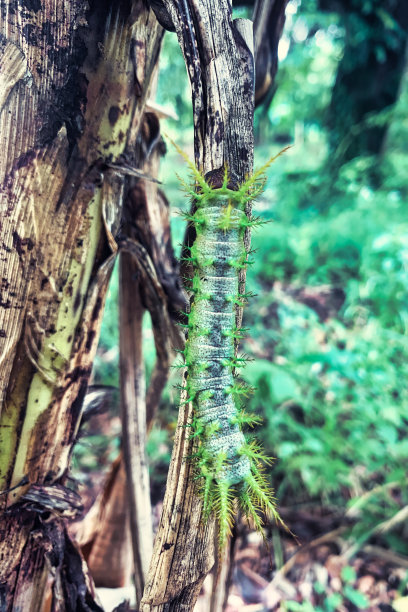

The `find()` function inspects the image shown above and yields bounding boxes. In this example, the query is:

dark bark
[141,2,256,610]
[253,0,289,106]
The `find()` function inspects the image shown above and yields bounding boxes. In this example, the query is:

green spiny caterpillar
[175,144,289,547]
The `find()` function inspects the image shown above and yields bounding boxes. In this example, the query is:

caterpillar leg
[201,452,281,548]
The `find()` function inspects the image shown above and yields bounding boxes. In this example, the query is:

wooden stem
[141,1,255,609]
[120,256,153,605]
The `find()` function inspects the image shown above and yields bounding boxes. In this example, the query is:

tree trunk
[0,1,162,608]
[141,2,256,610]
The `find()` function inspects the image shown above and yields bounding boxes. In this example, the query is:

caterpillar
[175,146,289,547]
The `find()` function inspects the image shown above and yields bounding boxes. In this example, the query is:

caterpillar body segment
[180,181,282,547]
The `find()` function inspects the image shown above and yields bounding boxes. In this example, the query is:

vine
[175,144,289,547]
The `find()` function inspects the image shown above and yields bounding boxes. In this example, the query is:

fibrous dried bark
[78,100,185,605]
[0,0,163,608]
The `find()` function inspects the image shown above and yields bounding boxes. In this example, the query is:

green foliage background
[80,0,408,571]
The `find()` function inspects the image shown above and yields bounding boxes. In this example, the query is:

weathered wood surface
[141,2,255,610]
[0,0,163,608]
[253,0,289,105]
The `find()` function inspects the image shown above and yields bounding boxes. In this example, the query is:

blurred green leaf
[341,566,357,584]
[343,585,369,609]
[245,360,301,403]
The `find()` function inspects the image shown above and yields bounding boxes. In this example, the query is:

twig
[361,545,408,569]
